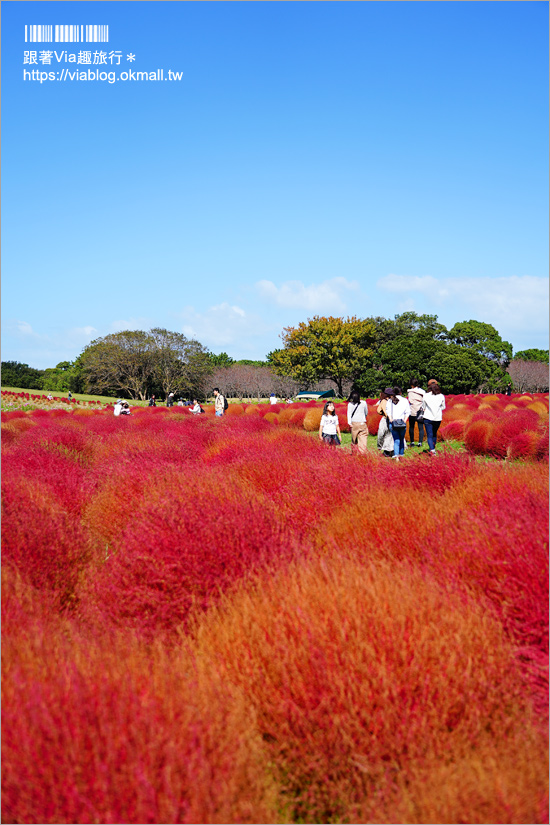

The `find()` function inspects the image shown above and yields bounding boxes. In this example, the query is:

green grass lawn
[310,429,466,457]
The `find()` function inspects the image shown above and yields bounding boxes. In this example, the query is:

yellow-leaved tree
[269,316,376,398]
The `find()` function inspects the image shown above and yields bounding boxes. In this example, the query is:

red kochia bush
[485,410,540,458]
[439,419,465,440]
[464,418,493,455]
[195,556,546,824]
[1,476,93,605]
[2,582,278,825]
[77,472,302,639]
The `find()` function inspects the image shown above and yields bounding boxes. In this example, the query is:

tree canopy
[513,348,549,363]
[79,329,212,400]
[1,361,44,390]
[447,320,512,366]
[269,316,376,397]
[351,313,513,395]
[208,352,235,368]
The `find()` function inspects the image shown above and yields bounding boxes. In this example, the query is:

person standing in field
[148,395,156,407]
[376,388,394,457]
[347,390,369,454]
[319,401,342,446]
[270,393,278,405]
[213,388,225,417]
[386,387,410,462]
[407,379,426,448]
[421,382,446,455]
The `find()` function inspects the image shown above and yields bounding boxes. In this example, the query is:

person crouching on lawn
[319,401,342,446]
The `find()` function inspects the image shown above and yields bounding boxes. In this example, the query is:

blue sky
[2,1,548,369]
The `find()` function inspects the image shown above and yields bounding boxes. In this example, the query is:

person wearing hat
[376,388,395,457]
[113,399,123,417]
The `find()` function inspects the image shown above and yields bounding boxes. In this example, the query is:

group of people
[319,379,445,461]
[379,379,445,460]
[113,399,131,416]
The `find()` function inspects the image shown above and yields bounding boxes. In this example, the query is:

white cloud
[109,318,150,333]
[10,320,41,338]
[255,277,359,313]
[378,274,441,296]
[377,273,549,333]
[69,325,98,339]
[180,302,267,348]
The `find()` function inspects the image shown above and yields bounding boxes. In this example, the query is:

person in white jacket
[407,379,426,448]
[386,387,410,461]
[213,388,225,417]
[422,383,446,454]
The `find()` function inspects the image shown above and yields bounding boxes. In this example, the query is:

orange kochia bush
[2,408,548,824]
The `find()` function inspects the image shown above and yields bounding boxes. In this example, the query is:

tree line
[269,313,549,396]
[2,314,548,398]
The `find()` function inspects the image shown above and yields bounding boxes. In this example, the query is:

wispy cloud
[180,302,267,349]
[6,320,42,339]
[69,325,98,339]
[255,277,360,313]
[377,273,549,332]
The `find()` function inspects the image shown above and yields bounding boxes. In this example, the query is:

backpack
[223,396,229,411]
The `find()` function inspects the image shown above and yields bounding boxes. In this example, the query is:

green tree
[425,347,487,395]
[79,329,212,400]
[447,320,512,367]
[150,328,212,399]
[356,313,449,394]
[270,316,376,397]
[41,361,75,392]
[79,331,156,400]
[208,352,235,368]
[513,348,549,363]
[372,312,448,345]
[1,361,45,390]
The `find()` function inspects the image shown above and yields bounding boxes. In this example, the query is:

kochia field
[2,404,548,824]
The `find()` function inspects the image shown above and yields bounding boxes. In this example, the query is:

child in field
[319,401,341,446]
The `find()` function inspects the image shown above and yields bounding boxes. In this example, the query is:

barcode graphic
[25,25,109,43]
